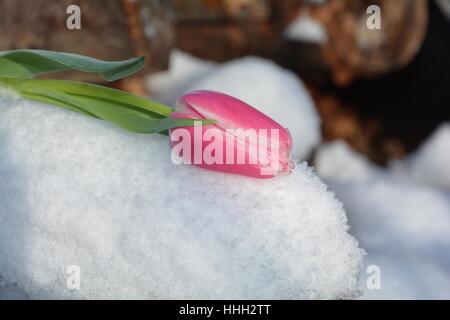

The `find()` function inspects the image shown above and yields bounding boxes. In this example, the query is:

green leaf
[0,50,145,81]
[0,58,33,79]
[0,50,217,136]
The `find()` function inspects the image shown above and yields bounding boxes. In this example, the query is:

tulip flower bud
[169,90,293,179]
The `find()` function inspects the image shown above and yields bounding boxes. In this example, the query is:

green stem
[0,78,173,117]
[0,77,216,135]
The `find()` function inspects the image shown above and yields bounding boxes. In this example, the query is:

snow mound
[391,123,450,190]
[316,141,450,299]
[283,12,328,44]
[147,50,217,106]
[0,94,362,299]
[315,141,381,182]
[186,57,321,159]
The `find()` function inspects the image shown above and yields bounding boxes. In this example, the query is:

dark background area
[333,0,450,163]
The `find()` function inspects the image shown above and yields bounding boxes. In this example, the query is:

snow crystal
[185,57,321,159]
[391,123,450,190]
[315,141,450,299]
[283,12,328,44]
[0,94,363,299]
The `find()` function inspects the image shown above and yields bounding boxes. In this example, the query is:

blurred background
[1,0,449,164]
[1,0,450,299]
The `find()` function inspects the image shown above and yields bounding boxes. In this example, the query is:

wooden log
[174,0,278,61]
[173,0,270,22]
[285,0,429,85]
[0,0,174,84]
[177,22,278,61]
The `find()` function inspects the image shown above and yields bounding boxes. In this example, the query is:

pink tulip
[169,90,293,179]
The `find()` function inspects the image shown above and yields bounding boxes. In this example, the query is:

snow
[0,92,363,299]
[147,51,321,159]
[283,12,328,44]
[315,141,450,299]
[390,123,450,190]
[315,141,382,182]
[147,50,217,106]
[436,0,450,22]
